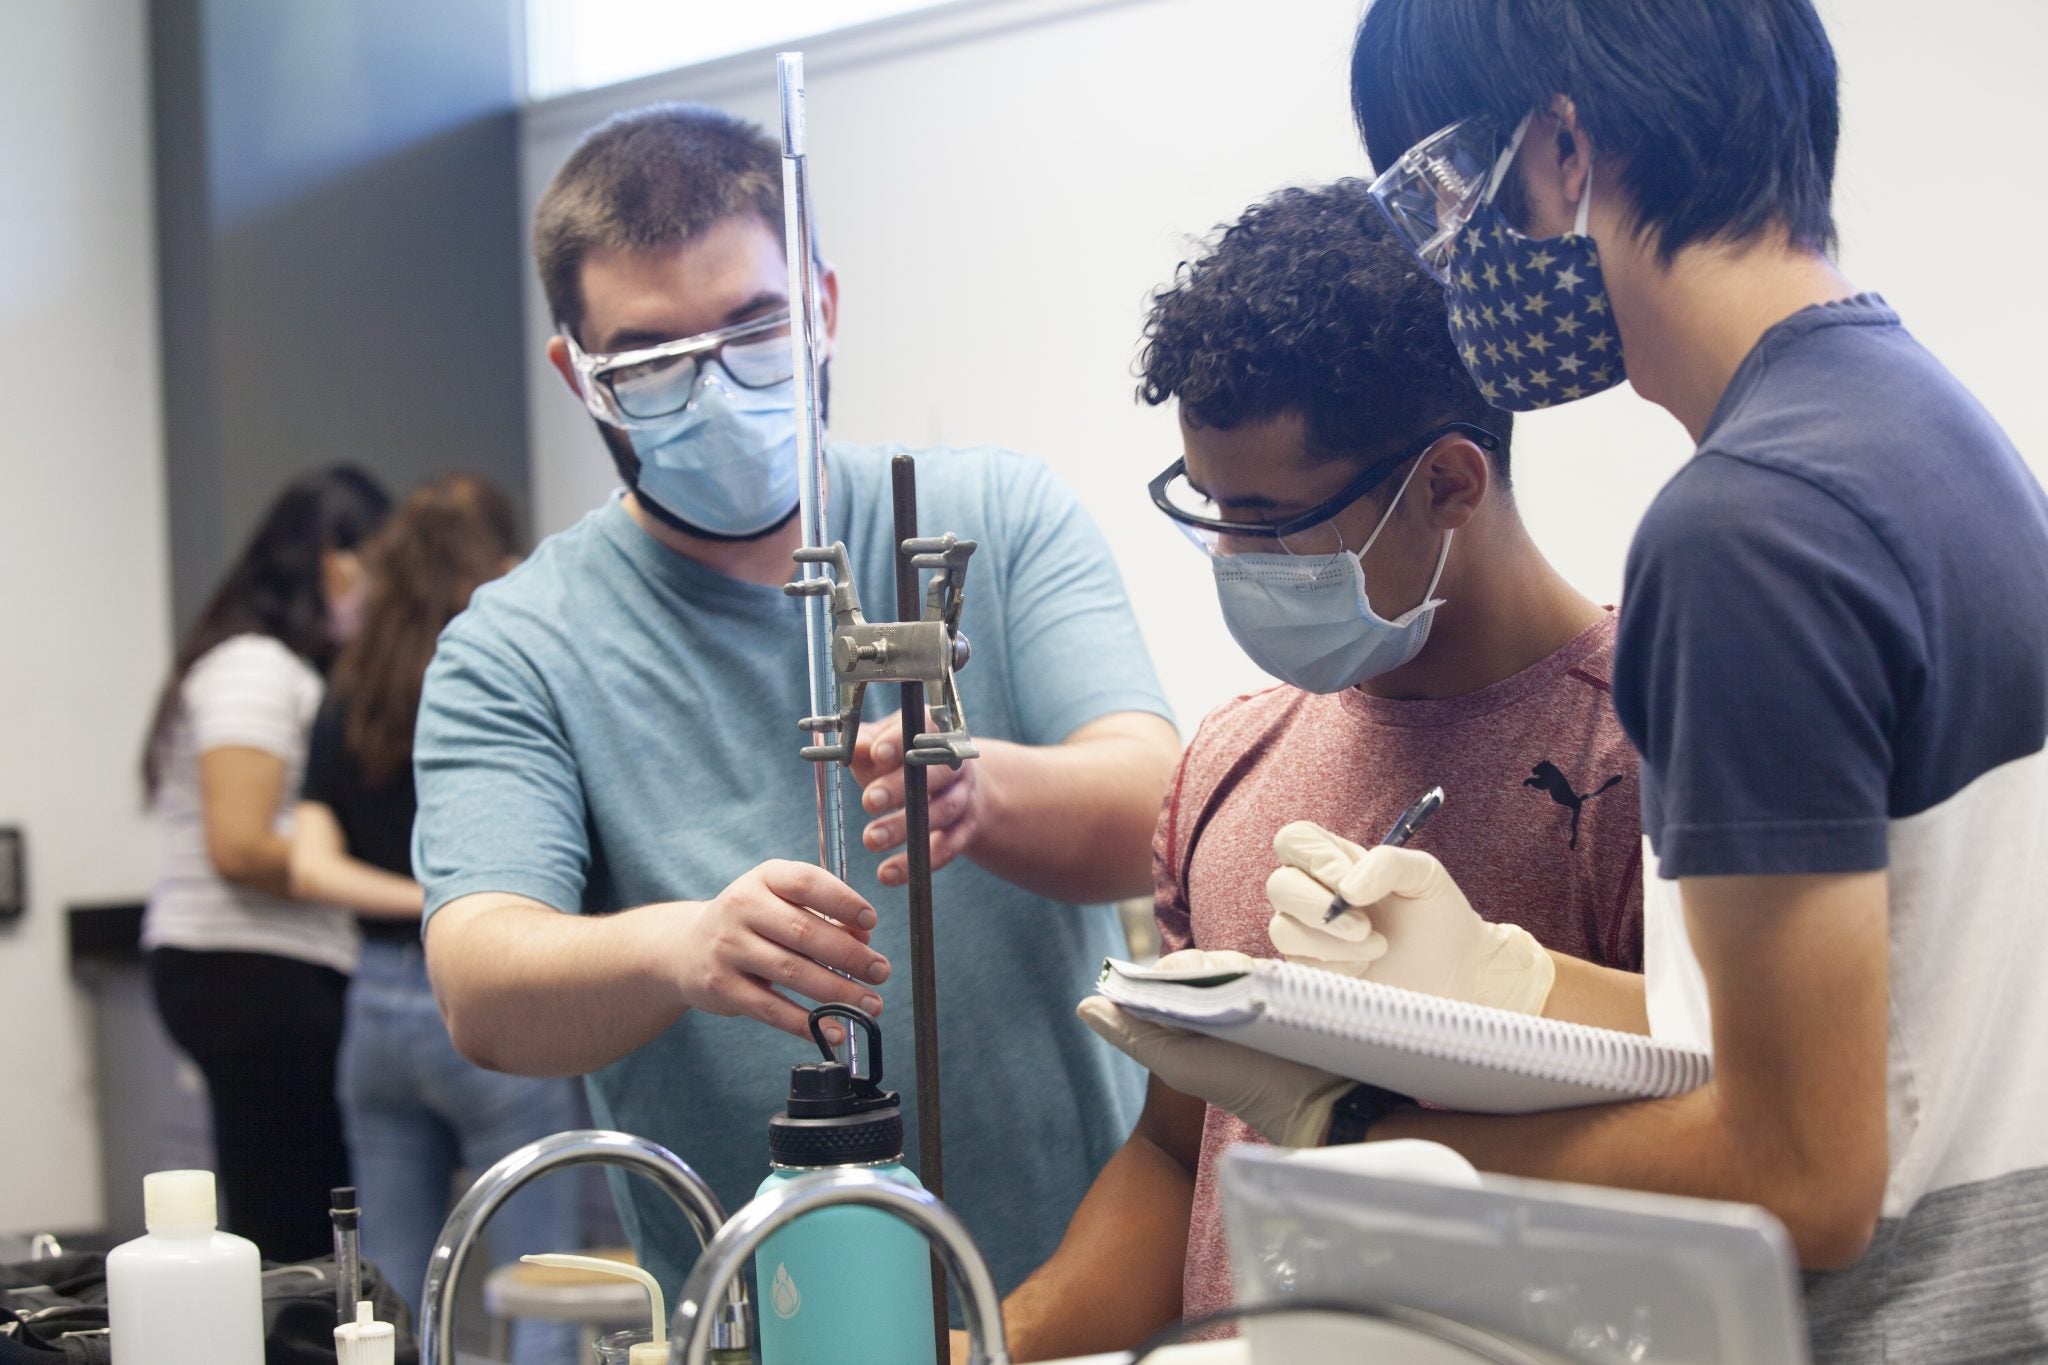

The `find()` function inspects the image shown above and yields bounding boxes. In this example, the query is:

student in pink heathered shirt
[987,183,1645,1361]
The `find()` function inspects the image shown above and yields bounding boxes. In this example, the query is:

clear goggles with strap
[1367,114,1535,284]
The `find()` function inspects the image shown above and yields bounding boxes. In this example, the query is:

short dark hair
[534,103,795,342]
[1350,0,1840,262]
[1138,179,1512,480]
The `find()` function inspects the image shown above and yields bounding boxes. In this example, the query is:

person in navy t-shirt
[1084,2,2048,1358]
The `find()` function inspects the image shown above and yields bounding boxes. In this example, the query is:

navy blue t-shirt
[1614,295,2048,1360]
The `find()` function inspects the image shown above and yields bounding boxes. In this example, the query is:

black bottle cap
[769,1005,904,1168]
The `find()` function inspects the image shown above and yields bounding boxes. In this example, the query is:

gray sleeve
[989,453,1175,744]
[412,621,591,918]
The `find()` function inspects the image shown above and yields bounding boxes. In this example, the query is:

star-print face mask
[1441,117,1627,412]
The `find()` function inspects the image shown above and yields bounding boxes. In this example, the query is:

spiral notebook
[1097,957,1711,1113]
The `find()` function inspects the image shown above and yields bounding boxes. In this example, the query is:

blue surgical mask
[625,369,802,538]
[1211,457,1452,693]
[1442,120,1627,412]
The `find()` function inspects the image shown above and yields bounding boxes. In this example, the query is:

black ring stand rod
[893,453,949,1364]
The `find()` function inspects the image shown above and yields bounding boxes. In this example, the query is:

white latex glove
[1077,949,1351,1148]
[1265,822,1555,1015]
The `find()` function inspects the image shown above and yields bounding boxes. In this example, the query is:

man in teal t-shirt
[413,103,1177,1301]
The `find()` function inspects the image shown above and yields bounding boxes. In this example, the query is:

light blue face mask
[1211,456,1452,693]
[626,369,802,538]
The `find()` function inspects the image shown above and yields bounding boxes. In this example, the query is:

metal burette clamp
[783,534,978,768]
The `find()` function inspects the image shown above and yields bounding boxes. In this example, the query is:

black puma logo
[1523,760,1624,851]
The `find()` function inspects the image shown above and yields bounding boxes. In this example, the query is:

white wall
[0,0,171,1231]
[521,0,2048,735]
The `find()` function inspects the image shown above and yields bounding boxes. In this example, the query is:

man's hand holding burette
[673,859,892,1044]
[424,859,893,1076]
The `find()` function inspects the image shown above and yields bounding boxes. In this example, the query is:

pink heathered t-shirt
[1154,611,1644,1324]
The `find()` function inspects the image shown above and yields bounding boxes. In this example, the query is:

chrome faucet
[669,1167,1010,1365]
[419,1129,751,1365]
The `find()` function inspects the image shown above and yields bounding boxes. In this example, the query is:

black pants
[149,947,351,1261]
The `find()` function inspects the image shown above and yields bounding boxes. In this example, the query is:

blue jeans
[340,940,581,1363]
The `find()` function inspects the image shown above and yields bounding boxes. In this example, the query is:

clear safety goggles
[1368,114,1533,283]
[1149,422,1500,557]
[561,310,793,428]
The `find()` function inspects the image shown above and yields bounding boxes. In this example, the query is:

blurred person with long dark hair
[290,475,577,1355]
[141,464,392,1260]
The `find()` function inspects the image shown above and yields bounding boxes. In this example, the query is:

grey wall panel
[151,0,225,634]
[154,0,526,629]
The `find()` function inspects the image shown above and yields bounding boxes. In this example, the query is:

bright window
[525,0,961,100]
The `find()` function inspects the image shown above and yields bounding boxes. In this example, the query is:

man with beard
[412,103,1178,1301]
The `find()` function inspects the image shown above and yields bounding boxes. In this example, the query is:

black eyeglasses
[1149,421,1502,553]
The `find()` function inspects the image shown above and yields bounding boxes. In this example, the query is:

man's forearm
[1542,950,1649,1033]
[970,719,1177,902]
[998,1132,1195,1360]
[425,893,685,1077]
[1376,1079,1875,1269]
[1367,872,1890,1272]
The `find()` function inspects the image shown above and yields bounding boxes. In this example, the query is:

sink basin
[1043,1343,1248,1365]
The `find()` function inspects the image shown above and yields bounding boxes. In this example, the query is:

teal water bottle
[755,1005,937,1365]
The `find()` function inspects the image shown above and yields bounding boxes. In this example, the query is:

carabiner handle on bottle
[808,1003,884,1088]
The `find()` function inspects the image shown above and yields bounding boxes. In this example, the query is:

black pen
[1323,786,1445,923]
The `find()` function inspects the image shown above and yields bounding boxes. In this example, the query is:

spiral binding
[1251,960,1710,1098]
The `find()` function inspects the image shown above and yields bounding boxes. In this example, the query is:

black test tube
[330,1185,361,1324]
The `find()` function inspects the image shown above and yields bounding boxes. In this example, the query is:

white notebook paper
[1097,957,1711,1113]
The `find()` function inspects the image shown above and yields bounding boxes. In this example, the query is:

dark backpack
[1,1253,417,1365]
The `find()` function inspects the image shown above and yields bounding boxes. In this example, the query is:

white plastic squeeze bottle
[105,1169,264,1365]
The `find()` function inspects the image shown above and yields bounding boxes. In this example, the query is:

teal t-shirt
[414,443,1168,1300]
